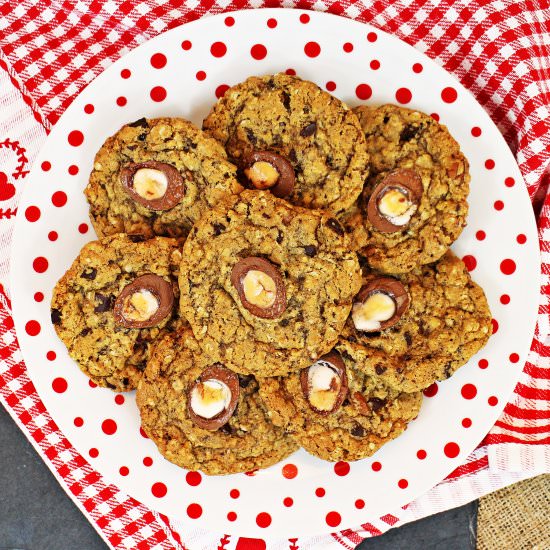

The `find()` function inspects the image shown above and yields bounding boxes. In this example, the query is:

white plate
[10,9,540,538]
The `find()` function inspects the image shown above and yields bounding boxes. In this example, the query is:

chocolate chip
[368,397,386,412]
[383,115,390,124]
[129,117,148,128]
[220,423,235,435]
[444,362,453,378]
[136,361,146,372]
[246,128,257,145]
[121,378,129,387]
[238,374,254,388]
[288,149,298,163]
[94,293,113,313]
[128,234,146,243]
[51,308,61,325]
[80,267,97,280]
[137,133,147,141]
[404,331,413,346]
[351,423,366,437]
[300,122,317,137]
[276,230,284,244]
[282,91,291,110]
[326,218,344,236]
[79,328,91,337]
[400,124,420,142]
[280,318,290,327]
[375,365,386,375]
[342,398,351,407]
[212,223,226,236]
[304,245,317,257]
[368,331,382,338]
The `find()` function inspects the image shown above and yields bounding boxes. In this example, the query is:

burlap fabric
[477,475,550,550]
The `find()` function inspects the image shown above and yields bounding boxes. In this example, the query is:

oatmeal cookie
[179,190,362,377]
[339,251,492,392]
[136,329,298,474]
[203,73,369,214]
[342,104,469,273]
[259,348,422,462]
[85,117,242,238]
[51,234,182,391]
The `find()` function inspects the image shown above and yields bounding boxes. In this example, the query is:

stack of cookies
[51,74,492,475]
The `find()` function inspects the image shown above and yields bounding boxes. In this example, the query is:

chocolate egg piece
[352,277,410,332]
[187,365,240,431]
[120,160,185,211]
[300,351,348,415]
[367,168,423,232]
[113,273,174,328]
[230,257,287,319]
[241,151,295,198]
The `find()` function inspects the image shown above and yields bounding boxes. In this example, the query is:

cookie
[259,348,422,462]
[202,73,369,214]
[339,251,492,392]
[85,117,242,239]
[51,234,182,391]
[179,190,362,377]
[342,104,469,273]
[136,329,298,474]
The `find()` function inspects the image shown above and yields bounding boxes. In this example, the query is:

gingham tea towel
[0,1,549,549]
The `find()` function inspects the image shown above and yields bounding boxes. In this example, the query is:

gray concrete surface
[0,405,476,550]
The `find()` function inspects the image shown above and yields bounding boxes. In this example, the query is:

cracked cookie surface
[342,104,469,273]
[51,234,182,391]
[136,329,298,474]
[259,348,422,462]
[85,117,242,238]
[339,251,492,392]
[179,190,362,377]
[203,73,369,214]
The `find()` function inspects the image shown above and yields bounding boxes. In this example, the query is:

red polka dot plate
[9,9,540,538]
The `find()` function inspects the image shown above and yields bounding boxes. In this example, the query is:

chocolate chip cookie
[51,234,182,391]
[136,329,298,474]
[179,190,362,377]
[259,349,422,462]
[339,251,492,392]
[202,73,369,214]
[342,104,470,273]
[85,117,242,238]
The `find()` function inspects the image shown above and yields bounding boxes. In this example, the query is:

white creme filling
[242,270,276,308]
[308,360,340,411]
[123,289,159,321]
[190,380,231,419]
[378,187,417,226]
[352,292,396,331]
[133,168,168,200]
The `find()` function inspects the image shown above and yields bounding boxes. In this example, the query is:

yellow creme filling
[242,270,277,308]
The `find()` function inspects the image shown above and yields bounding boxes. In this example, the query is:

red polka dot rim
[9,9,540,539]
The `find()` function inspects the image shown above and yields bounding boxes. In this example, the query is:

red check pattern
[0,1,549,549]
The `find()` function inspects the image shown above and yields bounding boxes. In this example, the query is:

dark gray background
[0,405,477,550]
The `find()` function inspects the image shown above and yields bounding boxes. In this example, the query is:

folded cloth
[0,1,548,549]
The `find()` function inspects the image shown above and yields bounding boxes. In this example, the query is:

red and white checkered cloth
[0,1,549,549]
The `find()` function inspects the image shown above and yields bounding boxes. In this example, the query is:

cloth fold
[0,1,549,548]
